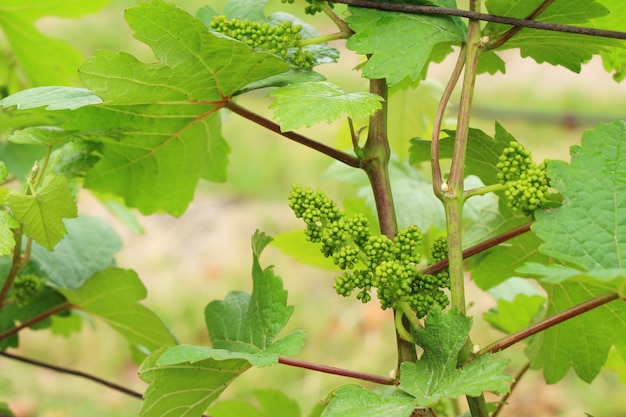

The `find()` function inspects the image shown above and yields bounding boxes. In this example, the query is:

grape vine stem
[0,302,71,342]
[225,101,360,168]
[419,222,533,276]
[325,0,626,40]
[278,356,395,385]
[476,291,621,357]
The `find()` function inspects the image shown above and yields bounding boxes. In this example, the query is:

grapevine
[210,16,315,69]
[288,185,449,318]
[496,141,549,216]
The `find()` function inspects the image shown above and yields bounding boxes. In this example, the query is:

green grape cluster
[496,141,549,216]
[210,16,315,69]
[288,185,450,318]
[12,274,43,307]
[280,0,333,15]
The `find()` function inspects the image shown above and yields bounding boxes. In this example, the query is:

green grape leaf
[61,267,176,356]
[268,82,383,131]
[470,231,546,290]
[591,0,626,81]
[518,263,626,296]
[5,175,77,250]
[205,231,304,353]
[1,0,289,216]
[398,308,512,406]
[410,123,512,188]
[7,126,111,146]
[139,348,252,417]
[525,281,626,383]
[483,294,546,334]
[0,87,102,111]
[321,385,415,417]
[484,0,617,72]
[345,7,464,85]
[139,231,304,417]
[533,121,626,271]
[209,389,301,417]
[238,70,326,95]
[0,0,110,86]
[0,211,18,256]
[224,0,268,21]
[28,215,122,290]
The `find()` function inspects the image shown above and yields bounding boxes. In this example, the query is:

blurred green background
[2,1,626,416]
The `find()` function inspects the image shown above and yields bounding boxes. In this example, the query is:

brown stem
[362,78,418,368]
[0,350,143,399]
[324,0,626,40]
[278,356,395,385]
[419,222,533,275]
[487,0,556,50]
[225,101,360,168]
[477,292,621,356]
[0,302,71,341]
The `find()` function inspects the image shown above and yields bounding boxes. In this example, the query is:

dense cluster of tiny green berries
[280,0,333,15]
[210,16,315,69]
[12,274,43,307]
[288,185,450,318]
[496,141,549,216]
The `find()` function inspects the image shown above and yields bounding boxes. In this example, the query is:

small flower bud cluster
[496,141,549,216]
[288,185,450,318]
[12,274,43,307]
[210,16,315,69]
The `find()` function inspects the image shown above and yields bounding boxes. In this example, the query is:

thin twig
[492,363,531,417]
[431,47,466,199]
[477,292,621,356]
[0,351,143,399]
[419,222,533,275]
[0,302,71,342]
[487,0,555,50]
[225,101,360,168]
[326,0,626,40]
[278,356,396,385]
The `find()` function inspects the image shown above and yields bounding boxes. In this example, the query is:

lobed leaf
[398,308,512,406]
[28,215,122,290]
[0,211,18,256]
[139,231,305,417]
[61,268,176,355]
[5,175,77,250]
[0,0,110,87]
[345,7,464,85]
[321,385,415,417]
[525,281,626,383]
[484,0,618,72]
[269,82,383,131]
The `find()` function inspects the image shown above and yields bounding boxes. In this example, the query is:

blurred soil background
[2,1,626,416]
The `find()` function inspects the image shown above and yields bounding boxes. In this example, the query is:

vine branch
[477,291,621,357]
[225,101,360,168]
[0,302,71,342]
[278,356,396,385]
[325,0,626,40]
[0,350,143,399]
[486,0,555,50]
[419,222,533,276]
